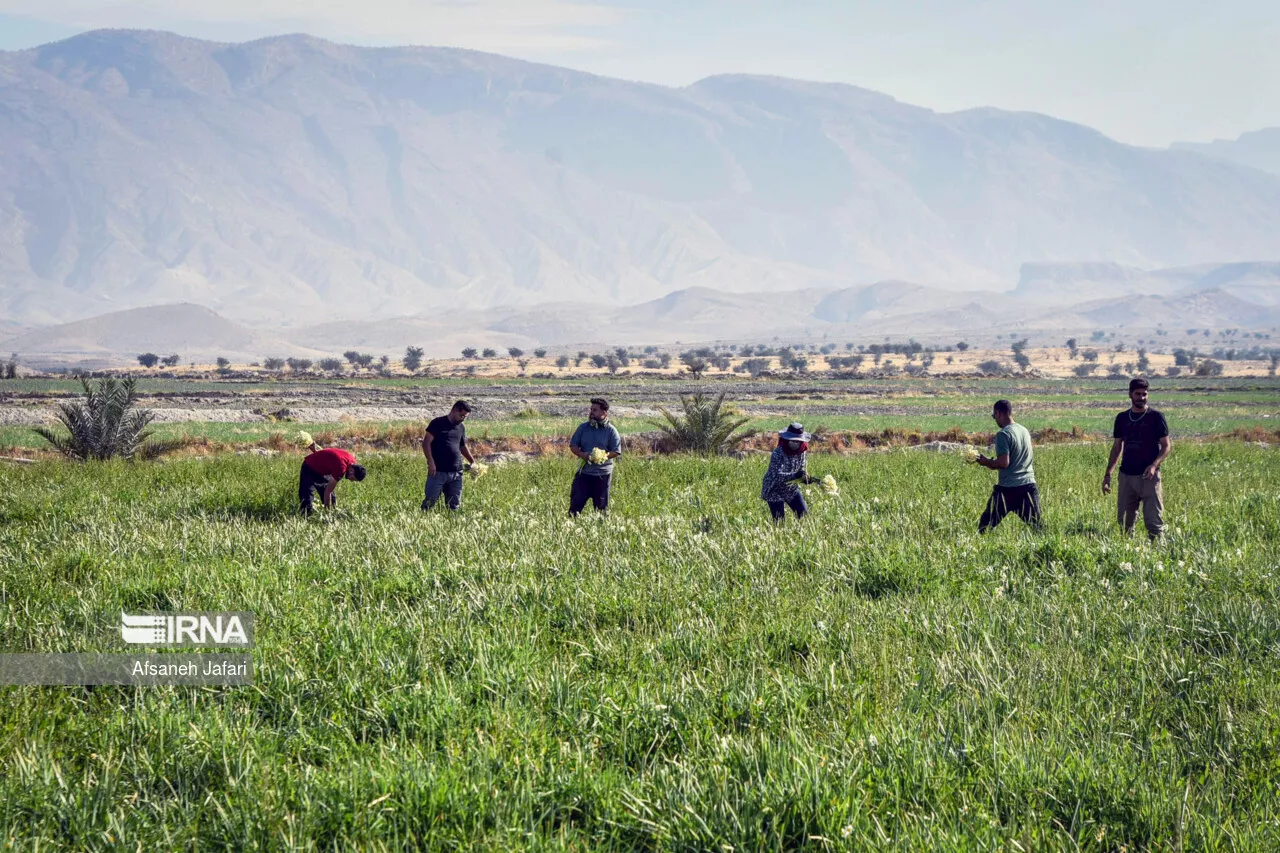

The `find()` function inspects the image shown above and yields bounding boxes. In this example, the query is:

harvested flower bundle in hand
[821,474,839,495]
[296,430,314,448]
[962,446,981,464]
[466,461,489,479]
[588,447,609,465]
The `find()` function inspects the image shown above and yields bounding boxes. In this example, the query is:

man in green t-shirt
[974,399,1042,533]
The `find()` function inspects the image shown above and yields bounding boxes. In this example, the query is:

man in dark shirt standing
[421,400,474,511]
[1103,377,1171,540]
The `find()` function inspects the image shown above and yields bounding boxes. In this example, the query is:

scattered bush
[1195,359,1225,377]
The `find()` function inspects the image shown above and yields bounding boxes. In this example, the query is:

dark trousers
[569,472,611,515]
[767,492,808,522]
[979,483,1042,533]
[298,463,332,515]
[422,471,464,511]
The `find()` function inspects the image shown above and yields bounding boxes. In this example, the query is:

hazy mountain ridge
[11,261,1278,365]
[1173,129,1280,178]
[5,29,1280,327]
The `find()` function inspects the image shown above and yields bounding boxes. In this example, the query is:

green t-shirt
[995,422,1035,488]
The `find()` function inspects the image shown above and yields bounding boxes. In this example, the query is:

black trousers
[299,463,332,515]
[979,483,1041,533]
[767,492,808,522]
[569,472,611,515]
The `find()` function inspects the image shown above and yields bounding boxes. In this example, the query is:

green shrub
[650,391,754,454]
[33,377,177,461]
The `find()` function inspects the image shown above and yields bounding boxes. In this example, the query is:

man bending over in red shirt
[299,442,366,515]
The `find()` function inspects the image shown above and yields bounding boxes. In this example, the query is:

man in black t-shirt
[1103,377,1171,540]
[421,400,475,511]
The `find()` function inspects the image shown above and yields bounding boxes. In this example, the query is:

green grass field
[2,444,1279,849]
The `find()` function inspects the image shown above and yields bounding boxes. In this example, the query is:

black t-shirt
[1113,408,1169,475]
[426,416,467,472]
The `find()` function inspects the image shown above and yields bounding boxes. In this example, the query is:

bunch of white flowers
[296,430,314,448]
[588,447,609,465]
[466,461,489,479]
[821,474,839,495]
[961,446,981,463]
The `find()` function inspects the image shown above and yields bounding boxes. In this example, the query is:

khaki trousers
[1117,471,1164,539]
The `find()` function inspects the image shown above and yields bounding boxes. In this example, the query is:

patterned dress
[761,446,807,502]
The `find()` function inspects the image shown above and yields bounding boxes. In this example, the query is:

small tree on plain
[1066,338,1078,359]
[137,353,160,368]
[161,354,181,368]
[343,351,360,366]
[534,348,547,358]
[681,355,708,378]
[1195,359,1224,377]
[1010,339,1031,371]
[555,355,570,369]
[507,347,524,359]
[216,357,231,369]
[461,348,478,359]
[404,346,424,372]
[955,342,969,352]
[263,357,286,371]
[482,348,497,359]
[319,358,343,373]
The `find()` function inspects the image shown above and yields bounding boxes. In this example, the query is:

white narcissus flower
[468,462,489,479]
[296,431,314,447]
[962,446,980,463]
[588,447,609,465]
[821,474,839,495]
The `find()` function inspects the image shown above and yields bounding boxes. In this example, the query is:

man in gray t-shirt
[974,399,1042,533]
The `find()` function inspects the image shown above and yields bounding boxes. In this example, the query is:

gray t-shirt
[569,419,622,476]
[995,422,1035,488]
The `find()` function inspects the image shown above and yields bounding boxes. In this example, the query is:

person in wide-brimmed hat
[760,422,817,522]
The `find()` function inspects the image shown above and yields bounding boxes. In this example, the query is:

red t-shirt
[304,448,355,479]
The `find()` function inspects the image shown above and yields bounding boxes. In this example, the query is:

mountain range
[6,261,1277,365]
[4,29,1280,331]
[1173,128,1280,178]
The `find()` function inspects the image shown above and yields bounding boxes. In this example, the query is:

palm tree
[34,376,176,460]
[650,392,754,455]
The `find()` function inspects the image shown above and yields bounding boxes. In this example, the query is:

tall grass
[0,445,1278,848]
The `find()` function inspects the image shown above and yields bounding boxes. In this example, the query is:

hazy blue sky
[0,0,1274,147]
